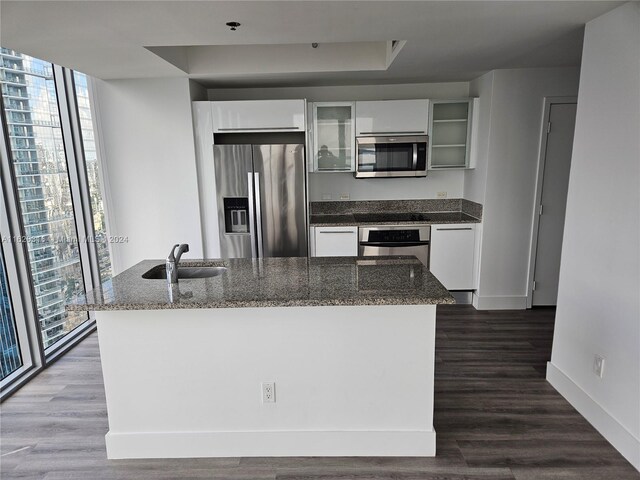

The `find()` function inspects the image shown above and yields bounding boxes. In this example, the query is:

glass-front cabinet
[428,99,476,169]
[311,102,355,172]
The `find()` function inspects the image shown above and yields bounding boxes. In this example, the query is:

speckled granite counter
[308,199,482,226]
[309,211,480,226]
[68,256,454,311]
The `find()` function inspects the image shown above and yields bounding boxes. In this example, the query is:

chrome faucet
[166,244,189,284]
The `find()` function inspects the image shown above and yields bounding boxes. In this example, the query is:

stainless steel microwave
[355,135,428,178]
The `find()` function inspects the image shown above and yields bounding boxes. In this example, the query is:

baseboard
[547,362,640,471]
[105,429,437,459]
[472,293,527,310]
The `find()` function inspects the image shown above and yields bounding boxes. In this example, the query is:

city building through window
[0,48,110,390]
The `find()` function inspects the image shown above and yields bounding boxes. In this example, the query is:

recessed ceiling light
[226,21,241,31]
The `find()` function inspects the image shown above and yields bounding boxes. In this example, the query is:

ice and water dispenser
[222,197,249,234]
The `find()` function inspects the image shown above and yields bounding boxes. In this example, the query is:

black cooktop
[353,212,432,223]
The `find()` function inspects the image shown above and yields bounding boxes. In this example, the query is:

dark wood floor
[1,305,638,480]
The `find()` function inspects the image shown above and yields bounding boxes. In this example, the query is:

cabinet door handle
[254,173,264,258]
[435,227,473,231]
[319,230,355,234]
[247,172,257,258]
[218,127,301,131]
[358,130,425,135]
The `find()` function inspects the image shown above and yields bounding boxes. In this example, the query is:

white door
[532,103,577,305]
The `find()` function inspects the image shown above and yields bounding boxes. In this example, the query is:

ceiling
[0,1,623,88]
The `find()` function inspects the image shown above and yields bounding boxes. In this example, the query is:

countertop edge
[66,297,456,312]
[308,213,481,227]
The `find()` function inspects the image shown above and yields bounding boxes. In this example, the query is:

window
[0,248,21,380]
[0,48,111,393]
[1,50,89,349]
[73,72,112,286]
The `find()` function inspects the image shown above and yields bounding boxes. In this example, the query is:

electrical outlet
[437,191,447,199]
[593,354,605,378]
[339,193,350,201]
[261,382,276,403]
[321,193,332,201]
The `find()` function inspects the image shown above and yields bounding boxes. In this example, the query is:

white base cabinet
[429,224,476,290]
[313,226,358,257]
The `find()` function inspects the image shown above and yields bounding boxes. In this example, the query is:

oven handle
[359,241,430,247]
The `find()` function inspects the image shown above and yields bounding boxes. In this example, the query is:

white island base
[96,304,437,459]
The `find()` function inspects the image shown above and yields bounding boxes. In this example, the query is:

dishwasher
[358,225,431,267]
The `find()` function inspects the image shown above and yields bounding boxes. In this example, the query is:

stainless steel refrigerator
[213,144,307,258]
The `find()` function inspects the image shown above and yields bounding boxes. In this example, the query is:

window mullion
[52,65,96,300]
[63,69,101,291]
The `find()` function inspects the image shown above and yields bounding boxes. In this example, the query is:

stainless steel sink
[142,265,227,280]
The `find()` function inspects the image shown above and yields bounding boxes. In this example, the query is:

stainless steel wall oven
[358,225,431,267]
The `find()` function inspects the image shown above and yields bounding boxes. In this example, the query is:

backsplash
[310,199,482,219]
[461,199,483,219]
[307,170,466,202]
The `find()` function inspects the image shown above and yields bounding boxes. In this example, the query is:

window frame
[0,96,44,396]
[0,56,105,398]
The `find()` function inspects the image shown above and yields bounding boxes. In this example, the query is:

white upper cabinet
[311,102,356,172]
[355,100,429,136]
[212,100,306,133]
[428,98,479,169]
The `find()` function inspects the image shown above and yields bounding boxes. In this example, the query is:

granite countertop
[67,257,454,311]
[309,211,480,226]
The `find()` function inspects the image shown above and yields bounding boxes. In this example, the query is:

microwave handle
[412,143,418,169]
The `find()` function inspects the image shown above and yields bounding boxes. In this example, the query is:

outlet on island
[437,191,447,199]
[262,382,276,403]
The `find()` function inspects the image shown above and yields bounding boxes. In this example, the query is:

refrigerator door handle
[253,172,264,258]
[247,172,258,258]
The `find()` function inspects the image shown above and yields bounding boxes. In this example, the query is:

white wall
[309,170,464,201]
[463,71,494,204]
[188,79,208,101]
[548,2,640,470]
[207,82,469,102]
[466,67,580,309]
[93,78,203,273]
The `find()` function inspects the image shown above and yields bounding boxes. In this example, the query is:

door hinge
[532,281,537,291]
[538,204,543,216]
[547,122,552,134]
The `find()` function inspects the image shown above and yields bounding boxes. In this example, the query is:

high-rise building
[0,48,87,349]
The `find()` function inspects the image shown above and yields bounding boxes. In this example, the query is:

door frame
[526,96,577,308]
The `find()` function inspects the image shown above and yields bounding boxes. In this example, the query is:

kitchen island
[69,256,453,459]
